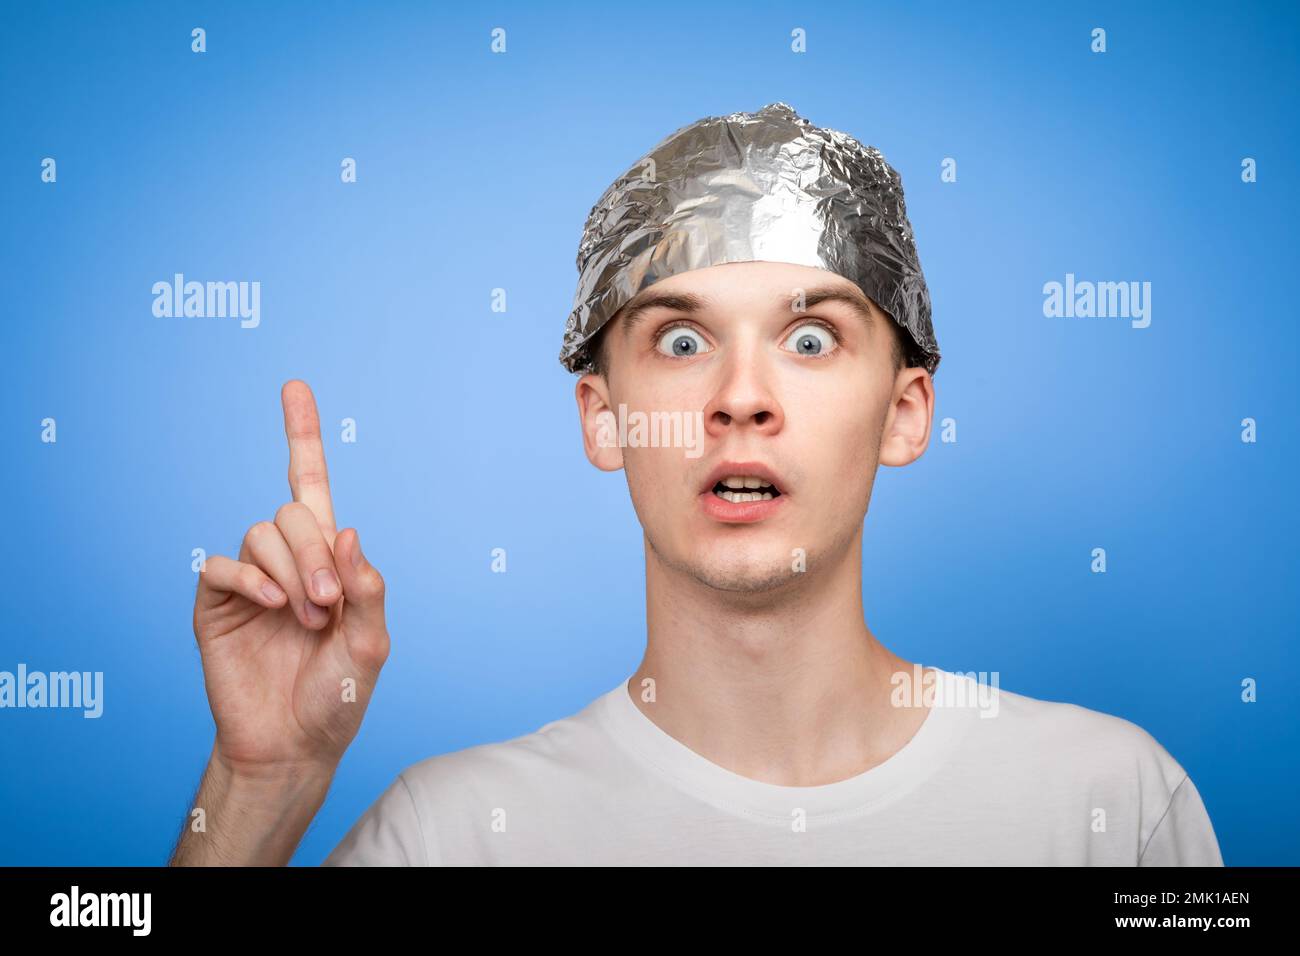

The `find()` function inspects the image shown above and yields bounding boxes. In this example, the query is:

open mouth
[711,476,782,503]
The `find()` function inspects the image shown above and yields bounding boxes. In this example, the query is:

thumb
[334,528,389,672]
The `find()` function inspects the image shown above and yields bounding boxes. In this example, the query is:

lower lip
[699,490,787,523]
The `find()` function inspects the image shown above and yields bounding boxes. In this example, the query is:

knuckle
[245,521,276,544]
[355,630,390,671]
[274,501,303,525]
[236,563,261,592]
[295,468,329,488]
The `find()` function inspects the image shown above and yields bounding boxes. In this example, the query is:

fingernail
[351,531,363,568]
[261,582,285,603]
[304,600,329,625]
[313,569,339,599]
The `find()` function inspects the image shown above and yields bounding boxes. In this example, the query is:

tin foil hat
[559,102,939,375]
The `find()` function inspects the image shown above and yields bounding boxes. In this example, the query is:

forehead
[635,260,859,299]
[611,260,883,338]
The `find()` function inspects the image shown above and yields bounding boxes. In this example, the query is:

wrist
[209,742,338,793]
[170,746,337,866]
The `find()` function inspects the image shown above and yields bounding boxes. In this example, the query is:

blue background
[1,0,1295,865]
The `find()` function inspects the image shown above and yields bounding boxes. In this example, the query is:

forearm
[169,747,336,866]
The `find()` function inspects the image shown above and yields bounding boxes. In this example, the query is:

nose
[702,347,784,439]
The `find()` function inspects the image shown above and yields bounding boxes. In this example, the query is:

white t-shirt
[322,668,1223,866]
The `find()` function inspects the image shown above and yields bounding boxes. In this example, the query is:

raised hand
[192,380,389,778]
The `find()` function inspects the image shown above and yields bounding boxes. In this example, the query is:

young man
[171,104,1222,866]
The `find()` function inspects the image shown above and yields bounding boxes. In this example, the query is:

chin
[660,539,801,595]
[690,563,799,594]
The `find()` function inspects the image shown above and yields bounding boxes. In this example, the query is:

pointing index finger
[281,379,337,540]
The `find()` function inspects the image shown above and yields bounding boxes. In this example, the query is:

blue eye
[784,324,836,356]
[657,327,711,357]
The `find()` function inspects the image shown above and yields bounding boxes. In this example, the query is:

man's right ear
[575,373,625,472]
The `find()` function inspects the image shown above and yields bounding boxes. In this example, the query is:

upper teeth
[714,475,777,502]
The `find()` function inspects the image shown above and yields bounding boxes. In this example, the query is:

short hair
[584,301,916,379]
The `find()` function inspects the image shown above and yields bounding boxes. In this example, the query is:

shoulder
[399,687,622,798]
[323,686,622,866]
[933,671,1222,865]
[943,671,1190,800]
[394,687,631,854]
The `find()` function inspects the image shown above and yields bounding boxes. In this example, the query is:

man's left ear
[575,373,625,472]
[878,369,934,467]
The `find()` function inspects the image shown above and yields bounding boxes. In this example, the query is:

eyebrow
[615,284,879,337]
[795,286,880,328]
[617,291,711,337]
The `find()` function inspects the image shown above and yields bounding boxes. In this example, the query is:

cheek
[614,377,696,418]
[623,444,692,520]
[625,446,673,490]
[788,388,882,496]
[614,379,704,470]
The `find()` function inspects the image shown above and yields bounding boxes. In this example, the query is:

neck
[630,529,929,787]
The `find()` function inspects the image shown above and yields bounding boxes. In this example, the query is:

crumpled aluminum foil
[559,102,939,375]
